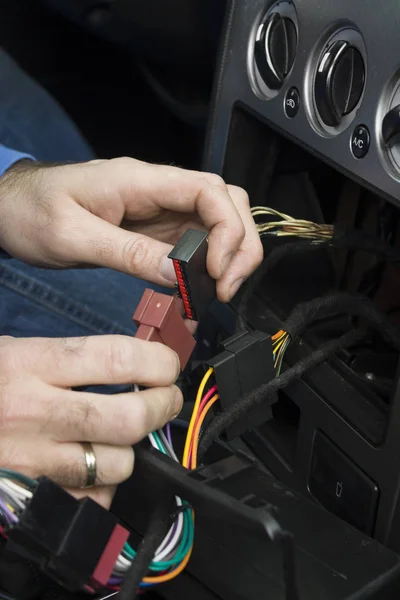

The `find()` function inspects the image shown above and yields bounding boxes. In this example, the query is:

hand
[0,334,182,508]
[0,158,263,302]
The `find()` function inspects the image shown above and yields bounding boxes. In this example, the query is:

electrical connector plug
[206,330,276,440]
[168,229,216,321]
[6,478,129,593]
[133,288,196,370]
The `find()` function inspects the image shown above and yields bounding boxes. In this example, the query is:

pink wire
[187,385,218,466]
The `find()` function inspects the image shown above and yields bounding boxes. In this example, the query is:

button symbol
[353,137,364,149]
[336,481,344,498]
[351,125,370,159]
[284,87,300,118]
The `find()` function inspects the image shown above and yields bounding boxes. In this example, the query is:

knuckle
[120,236,152,272]
[151,343,180,383]
[106,336,135,381]
[204,173,227,191]
[114,448,135,483]
[228,184,251,207]
[231,218,246,243]
[125,395,149,441]
[253,241,264,267]
[63,397,100,441]
[112,156,134,169]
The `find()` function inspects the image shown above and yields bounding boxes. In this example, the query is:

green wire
[0,469,37,489]
[149,508,194,571]
[122,432,194,570]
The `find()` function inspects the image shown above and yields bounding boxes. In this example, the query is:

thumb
[57,206,177,286]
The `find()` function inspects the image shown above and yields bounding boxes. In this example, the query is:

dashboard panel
[205,0,400,208]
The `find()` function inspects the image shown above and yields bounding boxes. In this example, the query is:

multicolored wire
[0,469,37,535]
[272,329,291,376]
[251,206,333,242]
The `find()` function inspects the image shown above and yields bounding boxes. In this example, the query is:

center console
[203,0,400,553]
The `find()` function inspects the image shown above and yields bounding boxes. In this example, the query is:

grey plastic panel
[205,0,400,207]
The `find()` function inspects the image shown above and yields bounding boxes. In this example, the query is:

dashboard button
[351,125,370,158]
[285,87,300,117]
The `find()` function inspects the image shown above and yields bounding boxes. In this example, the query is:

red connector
[133,289,196,370]
[91,524,130,590]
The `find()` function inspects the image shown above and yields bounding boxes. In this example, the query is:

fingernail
[171,387,183,419]
[220,252,233,277]
[161,255,177,284]
[229,278,245,299]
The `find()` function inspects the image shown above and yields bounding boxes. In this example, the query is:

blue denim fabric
[0,49,169,390]
[0,50,93,162]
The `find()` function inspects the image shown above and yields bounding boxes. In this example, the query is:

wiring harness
[3,224,400,600]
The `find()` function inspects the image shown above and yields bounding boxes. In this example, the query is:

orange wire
[190,395,219,470]
[143,543,193,584]
[272,329,284,341]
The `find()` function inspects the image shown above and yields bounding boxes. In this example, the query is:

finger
[129,164,246,281]
[217,185,264,302]
[65,160,246,282]
[45,385,183,445]
[0,437,133,490]
[68,486,117,510]
[43,443,134,488]
[50,202,178,286]
[1,335,180,388]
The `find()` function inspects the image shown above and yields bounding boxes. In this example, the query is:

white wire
[147,432,185,559]
[155,502,184,561]
[135,387,185,564]
[0,482,25,511]
[3,479,32,500]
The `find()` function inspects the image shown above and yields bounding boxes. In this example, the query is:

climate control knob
[315,40,365,127]
[254,10,297,90]
[382,104,400,149]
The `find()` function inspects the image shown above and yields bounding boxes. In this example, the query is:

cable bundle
[119,376,219,598]
[251,206,333,241]
[0,470,36,536]
[110,385,196,593]
[272,330,291,375]
[201,293,400,460]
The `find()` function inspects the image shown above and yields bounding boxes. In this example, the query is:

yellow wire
[190,395,219,470]
[273,334,287,355]
[182,367,214,467]
[143,543,193,584]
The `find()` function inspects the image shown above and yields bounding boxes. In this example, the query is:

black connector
[6,478,129,593]
[207,330,276,439]
[168,229,216,321]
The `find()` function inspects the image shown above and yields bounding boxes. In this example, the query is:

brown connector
[133,289,196,370]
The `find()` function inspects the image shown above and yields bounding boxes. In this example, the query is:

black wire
[282,292,400,348]
[118,499,172,600]
[198,328,365,461]
[238,227,400,328]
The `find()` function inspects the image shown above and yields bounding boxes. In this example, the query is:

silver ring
[80,442,97,488]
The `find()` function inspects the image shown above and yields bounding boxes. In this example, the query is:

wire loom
[200,292,400,460]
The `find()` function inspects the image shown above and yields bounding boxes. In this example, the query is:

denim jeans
[0,49,167,377]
